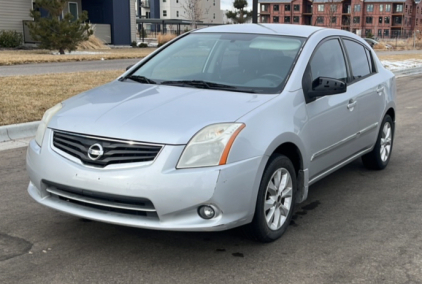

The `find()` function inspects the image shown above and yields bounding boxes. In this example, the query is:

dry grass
[0,48,155,66]
[377,53,422,61]
[377,38,422,50]
[157,33,177,45]
[77,35,110,50]
[0,70,122,126]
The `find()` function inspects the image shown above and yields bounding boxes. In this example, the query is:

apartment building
[137,0,223,24]
[259,0,422,38]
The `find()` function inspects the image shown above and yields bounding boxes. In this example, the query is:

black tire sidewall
[252,154,297,242]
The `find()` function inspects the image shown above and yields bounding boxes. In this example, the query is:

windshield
[129,33,305,94]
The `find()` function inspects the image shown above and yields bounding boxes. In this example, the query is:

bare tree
[182,0,210,28]
[326,0,338,28]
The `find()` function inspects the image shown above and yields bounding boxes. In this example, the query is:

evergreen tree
[28,0,93,54]
[226,0,252,24]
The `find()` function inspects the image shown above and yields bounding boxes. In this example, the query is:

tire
[245,154,297,243]
[362,115,394,170]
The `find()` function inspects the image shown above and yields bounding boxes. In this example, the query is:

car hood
[49,80,275,145]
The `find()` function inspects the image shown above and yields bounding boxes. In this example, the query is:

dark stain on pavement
[232,252,244,257]
[0,233,33,261]
[301,200,321,211]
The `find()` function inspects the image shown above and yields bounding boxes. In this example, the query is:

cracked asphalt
[1,74,421,283]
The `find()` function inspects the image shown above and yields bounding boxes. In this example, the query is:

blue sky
[221,0,253,11]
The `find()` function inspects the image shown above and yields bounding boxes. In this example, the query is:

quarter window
[309,39,348,83]
[343,40,372,80]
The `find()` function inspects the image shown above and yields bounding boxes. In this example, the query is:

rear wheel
[362,115,394,170]
[246,154,296,242]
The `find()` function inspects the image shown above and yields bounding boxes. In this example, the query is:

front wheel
[362,115,394,170]
[245,154,297,243]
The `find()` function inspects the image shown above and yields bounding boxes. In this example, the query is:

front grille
[52,130,162,168]
[44,180,159,218]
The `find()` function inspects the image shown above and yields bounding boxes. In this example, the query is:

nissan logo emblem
[87,143,104,161]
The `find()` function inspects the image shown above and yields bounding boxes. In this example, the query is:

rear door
[342,38,384,151]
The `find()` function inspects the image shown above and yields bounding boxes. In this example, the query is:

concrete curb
[0,67,421,146]
[0,121,39,143]
[393,66,422,78]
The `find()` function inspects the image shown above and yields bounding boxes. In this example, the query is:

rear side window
[343,39,372,80]
[309,39,348,83]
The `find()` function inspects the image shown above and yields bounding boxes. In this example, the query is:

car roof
[193,24,324,38]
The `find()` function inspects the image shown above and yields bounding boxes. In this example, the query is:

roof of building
[258,0,294,3]
[193,24,323,38]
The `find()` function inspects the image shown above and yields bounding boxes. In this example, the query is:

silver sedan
[26,24,396,242]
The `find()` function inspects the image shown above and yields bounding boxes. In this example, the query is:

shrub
[157,33,177,47]
[0,30,23,48]
[138,43,148,48]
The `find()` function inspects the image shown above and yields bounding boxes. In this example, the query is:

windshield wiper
[124,75,157,85]
[160,80,256,93]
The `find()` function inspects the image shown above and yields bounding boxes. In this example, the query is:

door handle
[376,86,384,94]
[347,100,357,110]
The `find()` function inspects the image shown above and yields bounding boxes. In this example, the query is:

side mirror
[307,77,347,99]
[126,65,134,71]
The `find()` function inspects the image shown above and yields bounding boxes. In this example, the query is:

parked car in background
[363,38,393,49]
[27,24,396,242]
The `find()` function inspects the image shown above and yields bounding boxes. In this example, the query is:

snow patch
[381,59,422,71]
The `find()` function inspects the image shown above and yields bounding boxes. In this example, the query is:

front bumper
[26,129,263,231]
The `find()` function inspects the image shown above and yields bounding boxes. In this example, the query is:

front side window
[309,39,348,83]
[130,33,305,94]
[343,39,372,80]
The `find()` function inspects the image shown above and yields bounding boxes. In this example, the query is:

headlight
[35,103,62,147]
[177,123,245,169]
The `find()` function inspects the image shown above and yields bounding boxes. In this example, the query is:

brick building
[259,0,422,38]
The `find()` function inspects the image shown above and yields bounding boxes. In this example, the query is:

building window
[176,11,179,17]
[366,17,373,24]
[163,10,167,16]
[316,16,324,24]
[294,5,300,11]
[378,29,382,36]
[261,5,268,12]
[285,5,291,11]
[396,5,403,12]
[273,16,279,22]
[384,17,390,24]
[213,13,215,19]
[163,0,166,2]
[367,5,373,12]
[384,29,389,37]
[330,5,337,12]
[284,16,291,23]
[318,5,324,12]
[331,16,336,23]
[365,29,372,36]
[386,4,391,12]
[353,16,360,24]
[293,16,299,23]
[380,4,383,12]
[213,0,215,6]
[379,17,382,23]
[274,5,279,11]
[68,2,78,21]
[354,4,361,12]
[394,16,402,24]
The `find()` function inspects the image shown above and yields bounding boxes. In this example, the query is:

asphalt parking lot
[1,74,421,284]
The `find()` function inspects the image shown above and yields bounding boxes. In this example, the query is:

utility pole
[252,0,258,23]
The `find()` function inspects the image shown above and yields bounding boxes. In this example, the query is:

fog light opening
[198,205,216,219]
